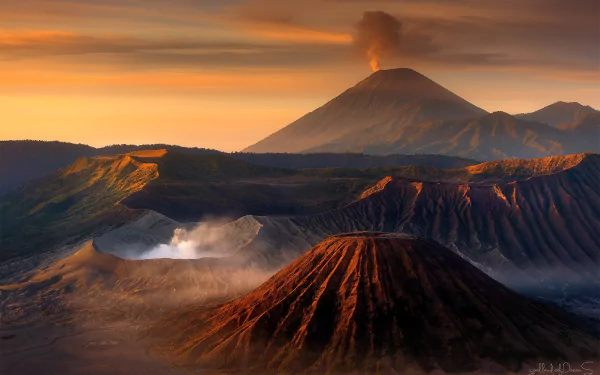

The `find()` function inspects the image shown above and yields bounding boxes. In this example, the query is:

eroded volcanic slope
[0,149,377,263]
[0,151,162,262]
[150,233,598,374]
[236,153,600,285]
[0,240,271,325]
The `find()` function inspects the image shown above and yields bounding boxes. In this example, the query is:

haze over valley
[1,2,599,374]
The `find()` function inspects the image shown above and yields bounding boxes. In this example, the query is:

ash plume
[354,11,402,72]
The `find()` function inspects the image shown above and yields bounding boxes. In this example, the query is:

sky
[1,0,598,151]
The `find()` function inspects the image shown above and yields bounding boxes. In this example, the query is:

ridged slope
[230,154,600,285]
[517,102,598,128]
[150,233,598,374]
[312,111,596,160]
[304,154,600,277]
[0,152,160,262]
[0,240,271,325]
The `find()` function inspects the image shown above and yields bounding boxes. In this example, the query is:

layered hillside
[234,152,476,170]
[0,152,161,262]
[1,149,408,262]
[0,241,270,325]
[120,151,379,221]
[0,140,476,196]
[222,154,600,286]
[311,111,597,159]
[150,233,598,374]
[244,68,486,153]
[562,111,600,131]
[0,141,97,195]
[517,101,598,128]
[83,153,599,287]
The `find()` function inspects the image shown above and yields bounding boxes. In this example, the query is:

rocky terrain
[149,233,599,374]
[9,151,592,289]
[1,150,599,375]
[172,153,599,292]
[0,148,481,263]
[0,151,162,262]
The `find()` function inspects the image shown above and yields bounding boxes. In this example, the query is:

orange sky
[1,0,598,151]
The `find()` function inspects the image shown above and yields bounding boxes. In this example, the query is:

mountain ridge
[307,111,580,160]
[0,140,476,195]
[517,101,598,128]
[215,153,600,288]
[243,69,598,159]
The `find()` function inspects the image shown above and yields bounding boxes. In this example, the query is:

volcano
[517,101,598,128]
[243,68,486,153]
[149,233,598,374]
[244,69,598,159]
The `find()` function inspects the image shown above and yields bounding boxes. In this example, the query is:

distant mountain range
[244,68,599,159]
[0,140,474,195]
[516,101,598,128]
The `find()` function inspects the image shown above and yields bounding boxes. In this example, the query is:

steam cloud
[354,11,403,72]
[138,219,240,260]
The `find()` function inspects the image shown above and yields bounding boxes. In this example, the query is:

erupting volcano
[149,233,598,374]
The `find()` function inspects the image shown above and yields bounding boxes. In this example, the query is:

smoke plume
[137,218,245,260]
[354,11,402,72]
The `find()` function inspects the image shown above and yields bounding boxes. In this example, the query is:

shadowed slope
[222,154,600,287]
[560,112,600,153]
[517,102,598,128]
[311,111,595,159]
[0,153,160,262]
[0,141,97,195]
[150,233,598,374]
[0,140,477,196]
[0,150,375,262]
[300,154,600,278]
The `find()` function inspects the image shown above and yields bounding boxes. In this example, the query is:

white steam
[138,219,239,260]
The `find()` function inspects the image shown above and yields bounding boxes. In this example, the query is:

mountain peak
[367,67,424,80]
[243,68,485,153]
[516,101,598,128]
[550,101,593,110]
[488,110,513,118]
[353,67,445,94]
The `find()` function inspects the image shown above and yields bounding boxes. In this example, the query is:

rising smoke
[354,11,403,72]
[137,218,243,260]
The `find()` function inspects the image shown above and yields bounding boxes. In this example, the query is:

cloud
[0,29,273,57]
[237,23,352,44]
[0,29,350,69]
[0,0,597,80]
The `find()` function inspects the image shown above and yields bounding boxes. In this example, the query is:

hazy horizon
[1,0,598,151]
